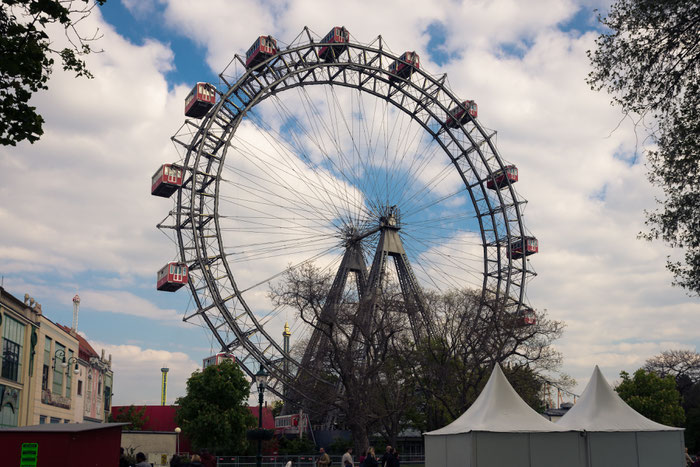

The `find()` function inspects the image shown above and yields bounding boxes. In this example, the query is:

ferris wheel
[152,27,538,404]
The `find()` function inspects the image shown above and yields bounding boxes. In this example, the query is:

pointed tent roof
[557,366,681,432]
[425,364,567,434]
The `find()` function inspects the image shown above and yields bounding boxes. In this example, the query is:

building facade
[0,287,42,427]
[32,315,80,424]
[0,287,114,426]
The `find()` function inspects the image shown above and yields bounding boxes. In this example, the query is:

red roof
[56,323,99,361]
[111,405,275,430]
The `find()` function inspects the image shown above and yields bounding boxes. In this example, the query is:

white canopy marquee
[424,364,584,467]
[424,365,685,467]
[557,366,684,467]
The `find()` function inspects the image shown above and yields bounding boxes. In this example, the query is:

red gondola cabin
[151,164,183,198]
[446,100,478,128]
[487,165,518,190]
[510,237,538,259]
[185,83,216,118]
[389,51,420,82]
[516,308,536,326]
[319,27,350,61]
[246,35,278,69]
[157,262,189,292]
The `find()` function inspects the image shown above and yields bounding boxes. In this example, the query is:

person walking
[135,452,150,467]
[318,448,331,467]
[342,447,354,467]
[364,448,378,467]
[380,446,393,467]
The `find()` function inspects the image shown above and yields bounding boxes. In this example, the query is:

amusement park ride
[152,27,539,430]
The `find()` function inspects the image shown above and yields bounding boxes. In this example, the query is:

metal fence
[212,455,425,467]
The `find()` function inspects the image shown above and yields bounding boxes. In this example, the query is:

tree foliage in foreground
[271,264,568,451]
[587,0,700,295]
[644,349,700,451]
[175,359,256,454]
[615,368,685,427]
[0,0,106,146]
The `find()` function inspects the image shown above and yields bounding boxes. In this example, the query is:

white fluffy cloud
[2,0,699,404]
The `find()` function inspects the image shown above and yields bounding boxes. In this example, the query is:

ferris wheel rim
[168,32,534,400]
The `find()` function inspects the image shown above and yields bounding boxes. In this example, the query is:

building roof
[0,422,127,433]
[556,366,682,432]
[111,405,275,431]
[425,364,567,435]
[56,323,99,360]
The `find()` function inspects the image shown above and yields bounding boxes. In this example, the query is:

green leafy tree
[0,0,106,146]
[644,350,700,451]
[587,0,700,294]
[108,404,149,430]
[175,360,256,454]
[615,369,685,427]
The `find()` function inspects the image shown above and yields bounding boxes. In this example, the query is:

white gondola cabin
[510,236,538,259]
[319,26,350,61]
[157,262,188,292]
[446,100,478,128]
[151,164,183,198]
[487,165,518,190]
[388,51,420,82]
[184,82,216,118]
[245,35,278,69]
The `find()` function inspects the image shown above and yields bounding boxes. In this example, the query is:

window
[77,380,83,396]
[1,316,25,382]
[1,339,20,381]
[43,337,51,389]
[50,417,61,424]
[41,364,49,390]
[52,343,65,395]
[39,415,46,424]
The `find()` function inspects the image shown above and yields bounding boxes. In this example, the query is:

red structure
[111,405,275,455]
[517,308,536,326]
[246,36,278,69]
[157,262,189,292]
[388,51,420,82]
[319,27,349,61]
[510,236,538,259]
[151,164,183,198]
[446,100,478,128]
[184,83,216,118]
[0,422,124,467]
[486,165,518,190]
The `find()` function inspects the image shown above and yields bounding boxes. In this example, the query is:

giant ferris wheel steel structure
[154,27,538,406]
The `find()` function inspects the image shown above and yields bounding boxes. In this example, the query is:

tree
[401,289,566,431]
[270,264,568,450]
[175,359,256,454]
[270,263,408,453]
[0,0,106,146]
[109,404,149,430]
[644,349,700,450]
[587,0,700,294]
[615,369,685,427]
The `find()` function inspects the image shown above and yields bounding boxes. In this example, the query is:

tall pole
[257,385,264,467]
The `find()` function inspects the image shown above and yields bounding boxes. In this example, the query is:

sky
[1,0,699,408]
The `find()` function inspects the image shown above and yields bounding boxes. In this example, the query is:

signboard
[20,443,38,467]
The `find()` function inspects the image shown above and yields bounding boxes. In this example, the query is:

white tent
[424,364,585,467]
[557,365,685,467]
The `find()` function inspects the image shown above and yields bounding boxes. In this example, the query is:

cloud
[2,0,699,404]
[91,340,200,405]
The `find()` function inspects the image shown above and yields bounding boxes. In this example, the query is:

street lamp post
[175,427,181,455]
[53,349,80,375]
[255,367,269,467]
